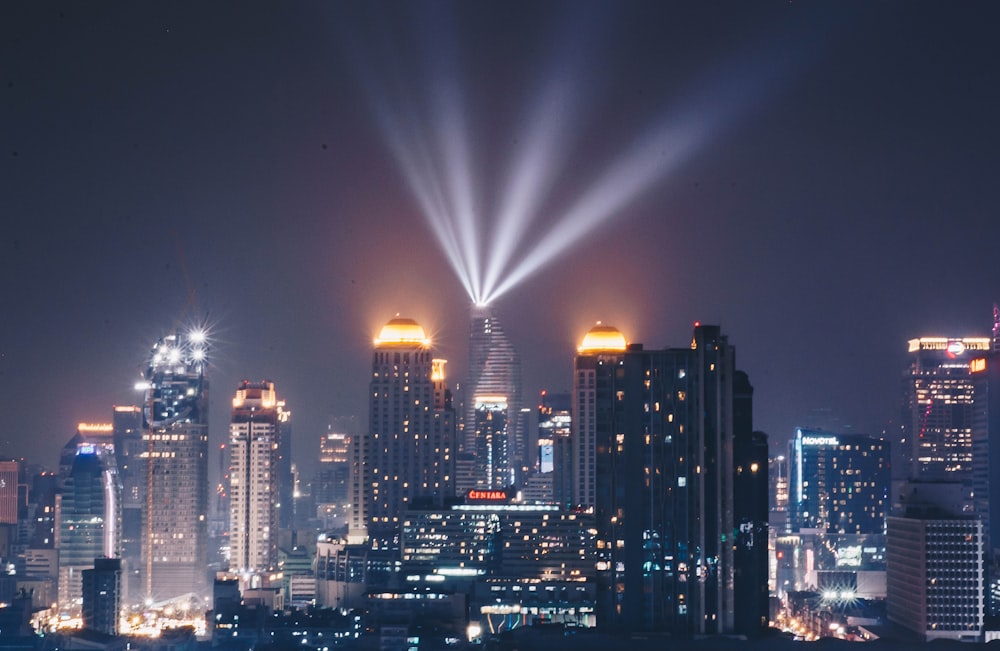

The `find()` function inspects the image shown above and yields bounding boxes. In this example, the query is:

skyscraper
[887,508,984,642]
[0,461,18,525]
[228,380,281,579]
[538,391,570,506]
[571,323,627,508]
[81,558,122,635]
[467,306,523,484]
[56,444,121,611]
[472,395,510,489]
[732,373,770,636]
[316,430,352,532]
[112,405,143,597]
[139,329,209,600]
[576,322,764,636]
[900,337,990,482]
[789,428,889,534]
[358,317,456,549]
[970,348,1000,611]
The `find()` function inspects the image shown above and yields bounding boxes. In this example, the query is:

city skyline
[4,1,1000,472]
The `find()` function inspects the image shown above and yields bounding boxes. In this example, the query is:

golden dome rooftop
[578,322,627,353]
[374,317,430,348]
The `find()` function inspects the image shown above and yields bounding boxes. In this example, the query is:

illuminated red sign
[467,489,508,501]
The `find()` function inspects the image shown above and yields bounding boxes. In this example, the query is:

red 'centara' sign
[467,489,507,501]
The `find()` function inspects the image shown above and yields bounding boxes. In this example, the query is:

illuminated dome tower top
[578,322,628,353]
[374,317,431,348]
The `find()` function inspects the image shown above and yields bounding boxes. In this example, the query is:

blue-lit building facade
[140,329,210,600]
[789,428,889,535]
[780,428,889,605]
[575,323,766,636]
[57,444,121,612]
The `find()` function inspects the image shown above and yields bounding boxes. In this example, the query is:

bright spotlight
[350,6,803,305]
[188,328,206,344]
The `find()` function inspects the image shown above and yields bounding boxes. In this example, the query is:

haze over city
[3,0,1000,475]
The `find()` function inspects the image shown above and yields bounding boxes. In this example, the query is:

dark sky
[3,1,999,477]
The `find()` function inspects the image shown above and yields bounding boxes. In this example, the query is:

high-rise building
[139,329,209,600]
[789,428,889,534]
[467,306,523,484]
[81,558,122,636]
[0,461,18,525]
[56,444,121,611]
[537,392,570,474]
[576,322,765,636]
[316,430,351,532]
[732,373,769,636]
[571,323,628,508]
[900,337,990,482]
[358,317,456,549]
[472,395,510,490]
[970,347,1000,612]
[536,391,570,506]
[887,505,984,642]
[228,380,281,579]
[111,405,143,598]
[60,423,115,479]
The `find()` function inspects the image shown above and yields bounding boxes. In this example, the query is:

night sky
[3,2,999,477]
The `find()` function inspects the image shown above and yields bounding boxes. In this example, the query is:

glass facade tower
[139,330,209,600]
[57,445,121,611]
[467,306,523,484]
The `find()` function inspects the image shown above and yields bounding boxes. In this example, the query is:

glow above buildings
[577,323,627,353]
[907,337,991,353]
[77,423,113,433]
[373,318,431,348]
[351,11,803,308]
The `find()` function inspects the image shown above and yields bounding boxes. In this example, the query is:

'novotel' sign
[801,435,839,446]
[467,489,508,501]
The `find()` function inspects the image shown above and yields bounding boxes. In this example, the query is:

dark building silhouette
[732,371,769,636]
[577,323,765,636]
[82,558,121,636]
